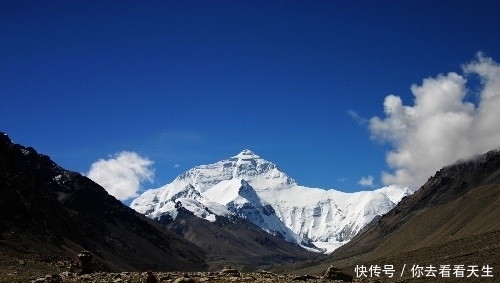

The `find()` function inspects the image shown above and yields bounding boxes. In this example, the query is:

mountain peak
[234,149,259,159]
[131,147,412,254]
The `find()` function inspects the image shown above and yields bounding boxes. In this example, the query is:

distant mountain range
[131,149,416,253]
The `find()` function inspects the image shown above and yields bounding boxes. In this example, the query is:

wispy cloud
[358,175,374,187]
[86,151,155,201]
[174,164,180,168]
[369,53,500,188]
[348,110,368,125]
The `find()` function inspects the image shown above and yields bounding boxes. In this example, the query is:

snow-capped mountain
[131,149,415,253]
[130,180,231,223]
[173,149,296,193]
[202,178,299,243]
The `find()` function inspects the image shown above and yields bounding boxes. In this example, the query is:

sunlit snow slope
[131,150,415,253]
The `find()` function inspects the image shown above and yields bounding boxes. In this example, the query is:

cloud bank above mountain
[86,151,155,201]
[370,53,500,188]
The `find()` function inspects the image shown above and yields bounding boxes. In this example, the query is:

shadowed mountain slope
[0,132,207,272]
[160,206,320,271]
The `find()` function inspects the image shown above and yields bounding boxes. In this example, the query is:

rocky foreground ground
[3,266,362,283]
[2,243,497,283]
[3,264,496,283]
[27,271,351,283]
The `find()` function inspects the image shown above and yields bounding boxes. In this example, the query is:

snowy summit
[235,149,258,157]
[131,150,415,253]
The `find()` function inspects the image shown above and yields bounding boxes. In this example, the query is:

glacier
[131,149,416,253]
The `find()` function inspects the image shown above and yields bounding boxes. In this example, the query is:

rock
[59,271,74,277]
[160,274,173,281]
[78,274,93,281]
[259,270,277,277]
[30,274,62,283]
[173,274,197,283]
[322,265,353,282]
[77,251,94,274]
[220,266,240,276]
[32,274,62,283]
[291,274,318,281]
[68,263,78,273]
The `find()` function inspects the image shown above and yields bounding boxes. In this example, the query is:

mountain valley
[1,131,499,282]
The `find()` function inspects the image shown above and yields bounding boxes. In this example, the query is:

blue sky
[2,1,500,201]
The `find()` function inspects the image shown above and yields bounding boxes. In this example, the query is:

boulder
[220,266,240,276]
[322,265,353,282]
[77,251,94,274]
[173,273,197,283]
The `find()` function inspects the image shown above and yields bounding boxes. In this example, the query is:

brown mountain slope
[161,207,320,271]
[0,132,208,273]
[273,149,500,281]
[333,149,500,261]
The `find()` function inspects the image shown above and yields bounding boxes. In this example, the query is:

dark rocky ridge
[0,132,207,272]
[161,205,320,271]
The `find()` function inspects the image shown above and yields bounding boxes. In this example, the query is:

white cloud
[369,53,500,188]
[174,164,180,168]
[86,151,155,201]
[358,175,374,187]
